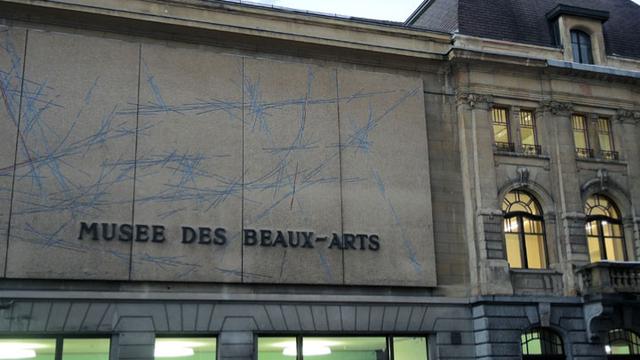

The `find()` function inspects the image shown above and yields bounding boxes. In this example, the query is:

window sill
[494,151,550,160]
[510,268,561,275]
[575,157,626,165]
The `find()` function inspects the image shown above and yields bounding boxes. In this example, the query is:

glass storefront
[258,336,428,360]
[154,337,217,360]
[0,338,110,360]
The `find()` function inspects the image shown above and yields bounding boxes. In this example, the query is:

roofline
[404,0,434,26]
[545,4,610,22]
[0,0,453,60]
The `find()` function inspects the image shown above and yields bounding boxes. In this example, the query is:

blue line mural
[0,30,431,285]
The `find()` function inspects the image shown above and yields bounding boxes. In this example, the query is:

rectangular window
[393,337,429,360]
[519,110,539,155]
[258,337,296,360]
[492,107,512,151]
[597,118,618,160]
[154,337,216,359]
[63,338,110,360]
[572,115,591,158]
[258,336,428,360]
[0,339,56,360]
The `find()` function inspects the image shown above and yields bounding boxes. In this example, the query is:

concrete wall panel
[6,30,138,279]
[131,42,243,282]
[242,58,343,284]
[338,69,437,286]
[0,28,25,277]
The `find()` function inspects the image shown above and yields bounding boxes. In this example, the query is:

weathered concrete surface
[131,42,243,282]
[6,30,138,279]
[338,68,437,287]
[242,58,343,284]
[0,28,25,277]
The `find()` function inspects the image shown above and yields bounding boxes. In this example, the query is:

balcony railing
[577,262,640,296]
[575,147,594,159]
[495,142,515,153]
[521,144,542,156]
[600,150,620,161]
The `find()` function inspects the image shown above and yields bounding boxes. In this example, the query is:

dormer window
[545,5,609,66]
[571,30,593,64]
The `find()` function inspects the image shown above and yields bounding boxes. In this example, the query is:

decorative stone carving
[516,167,530,187]
[540,100,573,115]
[539,303,551,327]
[597,168,608,191]
[456,92,494,109]
[616,109,640,125]
[580,168,609,194]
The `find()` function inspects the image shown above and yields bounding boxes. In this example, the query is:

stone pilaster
[615,109,640,260]
[540,101,585,295]
[457,92,512,295]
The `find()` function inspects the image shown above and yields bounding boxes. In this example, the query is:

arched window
[521,328,565,360]
[585,195,626,262]
[502,190,547,269]
[606,329,640,357]
[571,30,594,64]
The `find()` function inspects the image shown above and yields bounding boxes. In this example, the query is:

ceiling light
[154,346,195,358]
[283,344,331,357]
[0,349,36,359]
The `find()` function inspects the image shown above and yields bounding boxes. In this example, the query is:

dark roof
[406,0,640,59]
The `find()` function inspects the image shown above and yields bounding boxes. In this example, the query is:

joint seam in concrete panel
[4,28,28,278]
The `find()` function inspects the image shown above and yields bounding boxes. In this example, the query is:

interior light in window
[154,341,209,358]
[283,343,332,356]
[154,345,194,358]
[0,343,48,359]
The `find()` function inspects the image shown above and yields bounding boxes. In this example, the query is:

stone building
[0,0,638,359]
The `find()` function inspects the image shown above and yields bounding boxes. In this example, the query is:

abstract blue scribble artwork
[0,31,429,285]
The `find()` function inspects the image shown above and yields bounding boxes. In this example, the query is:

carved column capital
[539,100,573,116]
[615,109,640,125]
[456,92,494,110]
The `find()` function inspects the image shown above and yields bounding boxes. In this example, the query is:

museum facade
[0,0,639,359]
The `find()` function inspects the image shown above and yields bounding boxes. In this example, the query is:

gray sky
[243,0,640,22]
[242,0,425,22]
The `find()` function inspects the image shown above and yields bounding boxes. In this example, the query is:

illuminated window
[520,110,540,155]
[585,195,626,262]
[0,339,56,360]
[258,336,428,360]
[0,338,111,360]
[606,329,640,356]
[597,118,618,160]
[571,30,593,64]
[521,328,565,359]
[154,337,216,359]
[492,107,513,152]
[63,338,110,360]
[572,115,592,159]
[502,190,547,269]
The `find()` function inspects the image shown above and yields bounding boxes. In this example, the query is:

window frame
[585,195,627,262]
[0,334,112,360]
[153,334,218,360]
[607,329,640,357]
[519,109,540,155]
[502,191,549,270]
[571,29,594,64]
[255,334,430,360]
[521,328,566,360]
[596,117,618,160]
[571,114,592,159]
[492,106,514,152]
